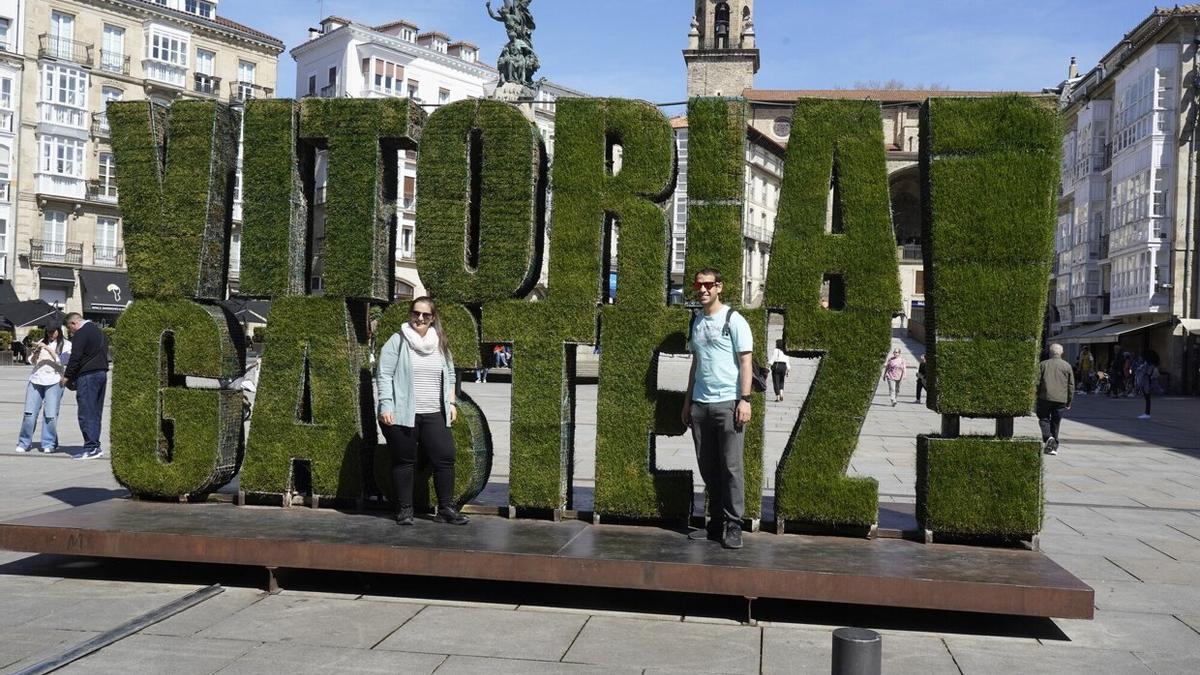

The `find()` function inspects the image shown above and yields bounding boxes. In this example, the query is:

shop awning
[38,266,76,283]
[1065,319,1171,344]
[0,279,18,304]
[0,300,64,328]
[1052,321,1121,344]
[79,270,132,314]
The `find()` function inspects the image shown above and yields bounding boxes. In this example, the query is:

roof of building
[418,31,452,41]
[373,19,420,32]
[449,41,479,50]
[745,88,1040,102]
[128,0,284,50]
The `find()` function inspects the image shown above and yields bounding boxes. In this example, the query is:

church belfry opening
[715,2,731,49]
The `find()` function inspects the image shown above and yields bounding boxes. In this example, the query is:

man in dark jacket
[1037,343,1074,456]
[61,313,110,460]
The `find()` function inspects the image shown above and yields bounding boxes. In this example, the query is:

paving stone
[376,605,586,661]
[950,642,1151,674]
[1046,554,1138,582]
[1091,581,1200,615]
[1104,557,1200,585]
[20,583,196,632]
[216,642,446,674]
[142,586,268,637]
[55,635,254,675]
[198,595,423,648]
[0,628,96,673]
[1052,610,1200,655]
[563,616,759,674]
[1133,650,1200,674]
[437,655,639,675]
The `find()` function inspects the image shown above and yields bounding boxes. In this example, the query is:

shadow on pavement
[44,487,128,507]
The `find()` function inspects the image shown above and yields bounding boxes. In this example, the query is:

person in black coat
[61,313,110,460]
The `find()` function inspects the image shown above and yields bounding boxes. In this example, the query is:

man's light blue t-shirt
[689,306,753,404]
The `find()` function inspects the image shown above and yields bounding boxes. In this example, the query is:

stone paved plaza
[1,329,1199,673]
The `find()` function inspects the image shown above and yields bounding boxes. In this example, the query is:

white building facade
[1053,7,1200,394]
[292,16,584,300]
[0,0,25,296]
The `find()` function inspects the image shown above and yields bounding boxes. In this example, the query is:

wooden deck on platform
[0,500,1093,619]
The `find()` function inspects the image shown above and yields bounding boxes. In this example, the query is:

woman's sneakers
[14,446,29,453]
[395,506,414,526]
[434,506,469,525]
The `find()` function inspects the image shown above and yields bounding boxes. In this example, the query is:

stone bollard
[831,627,881,675]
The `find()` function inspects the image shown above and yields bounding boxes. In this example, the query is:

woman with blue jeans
[15,321,71,453]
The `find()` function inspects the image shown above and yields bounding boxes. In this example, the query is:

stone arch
[888,164,921,245]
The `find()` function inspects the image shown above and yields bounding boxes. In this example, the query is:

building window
[400,28,415,42]
[185,0,215,19]
[39,136,86,177]
[366,58,404,96]
[196,48,215,75]
[95,217,119,266]
[328,66,337,86]
[400,226,415,259]
[439,88,450,105]
[308,75,316,96]
[40,64,89,128]
[236,61,257,100]
[43,210,68,257]
[0,17,11,52]
[98,152,118,197]
[147,31,188,67]
[915,270,925,295]
[0,144,10,201]
[407,80,420,100]
[101,24,125,73]
[772,117,792,138]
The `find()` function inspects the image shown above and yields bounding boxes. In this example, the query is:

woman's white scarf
[401,323,440,356]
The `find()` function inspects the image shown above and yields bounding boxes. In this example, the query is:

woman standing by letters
[376,298,468,526]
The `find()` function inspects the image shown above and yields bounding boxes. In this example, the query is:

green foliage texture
[916,435,1044,537]
[764,99,900,528]
[240,99,309,297]
[242,296,366,499]
[921,97,1060,416]
[108,100,238,300]
[110,300,244,499]
[299,98,426,300]
[416,99,543,303]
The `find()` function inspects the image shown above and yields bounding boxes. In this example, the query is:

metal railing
[0,180,9,203]
[231,81,273,103]
[194,72,221,95]
[87,180,118,202]
[99,51,130,75]
[899,244,922,260]
[319,83,337,98]
[29,239,84,266]
[39,34,94,67]
[91,112,110,138]
[92,245,124,267]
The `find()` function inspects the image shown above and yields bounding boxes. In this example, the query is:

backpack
[688,308,768,393]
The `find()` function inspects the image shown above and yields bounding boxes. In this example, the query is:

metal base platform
[0,500,1093,619]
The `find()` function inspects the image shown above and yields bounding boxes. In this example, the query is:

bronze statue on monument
[486,0,541,97]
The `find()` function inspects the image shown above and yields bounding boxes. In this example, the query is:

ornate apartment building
[1051,6,1200,394]
[292,15,585,301]
[0,0,27,304]
[7,0,281,322]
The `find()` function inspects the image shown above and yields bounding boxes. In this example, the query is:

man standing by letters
[681,268,754,550]
[61,312,110,460]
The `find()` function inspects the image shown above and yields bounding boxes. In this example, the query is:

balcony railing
[0,180,9,203]
[401,194,415,211]
[231,81,273,103]
[194,72,221,95]
[99,51,130,75]
[92,245,124,268]
[87,180,118,202]
[39,34,94,67]
[91,112,110,138]
[30,239,84,266]
[320,83,338,98]
[143,59,187,88]
[0,109,12,133]
[899,244,922,261]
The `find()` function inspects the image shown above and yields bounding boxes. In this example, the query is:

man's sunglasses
[410,311,434,321]
[692,281,721,291]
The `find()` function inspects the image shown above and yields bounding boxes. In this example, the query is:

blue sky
[223,0,1160,100]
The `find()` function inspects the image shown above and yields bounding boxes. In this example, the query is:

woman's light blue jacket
[375,333,456,428]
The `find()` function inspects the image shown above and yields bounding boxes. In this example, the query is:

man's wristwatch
[740,394,752,402]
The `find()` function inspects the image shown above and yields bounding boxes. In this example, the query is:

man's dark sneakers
[395,506,414,526]
[433,506,469,525]
[722,521,743,549]
[1044,437,1059,456]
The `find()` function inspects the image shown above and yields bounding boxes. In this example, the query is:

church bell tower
[684,0,760,97]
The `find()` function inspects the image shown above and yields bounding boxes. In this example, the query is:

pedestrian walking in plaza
[14,321,70,454]
[1037,343,1074,456]
[883,349,906,406]
[376,297,468,527]
[1077,346,1094,394]
[61,313,109,460]
[1136,350,1161,420]
[682,267,753,550]
[915,354,927,403]
[769,339,790,402]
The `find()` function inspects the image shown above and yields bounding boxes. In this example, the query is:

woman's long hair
[43,321,66,355]
[411,296,453,362]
